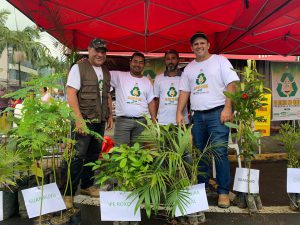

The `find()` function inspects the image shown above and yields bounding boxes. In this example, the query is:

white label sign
[287,168,300,193]
[21,183,66,218]
[233,168,260,193]
[100,191,141,221]
[0,191,3,221]
[175,183,209,217]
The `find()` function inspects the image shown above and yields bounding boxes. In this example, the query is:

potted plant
[88,118,212,224]
[4,74,78,225]
[225,60,271,213]
[274,123,300,211]
[0,142,28,220]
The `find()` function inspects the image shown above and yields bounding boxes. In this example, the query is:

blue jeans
[191,106,230,194]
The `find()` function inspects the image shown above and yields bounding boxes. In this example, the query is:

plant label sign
[100,191,141,221]
[287,168,300,193]
[175,183,209,217]
[0,191,3,221]
[21,183,66,218]
[233,168,260,193]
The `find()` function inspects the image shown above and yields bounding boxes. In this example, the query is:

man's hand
[106,115,113,130]
[75,119,87,135]
[176,112,185,125]
[220,107,233,124]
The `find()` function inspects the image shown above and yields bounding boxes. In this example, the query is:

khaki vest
[77,60,111,122]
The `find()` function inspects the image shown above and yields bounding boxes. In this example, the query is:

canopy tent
[7,0,300,56]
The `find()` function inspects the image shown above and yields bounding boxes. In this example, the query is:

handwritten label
[100,191,141,221]
[287,168,300,193]
[175,183,209,217]
[233,168,260,193]
[21,183,66,218]
[0,191,3,221]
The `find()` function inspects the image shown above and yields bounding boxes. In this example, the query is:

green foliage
[274,123,300,168]
[225,60,270,167]
[88,118,210,218]
[0,144,29,190]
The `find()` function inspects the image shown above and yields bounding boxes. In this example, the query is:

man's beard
[166,63,178,72]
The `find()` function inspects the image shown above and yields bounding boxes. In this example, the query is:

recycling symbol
[276,72,298,97]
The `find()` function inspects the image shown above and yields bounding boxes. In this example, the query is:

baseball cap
[89,38,108,52]
[190,32,209,44]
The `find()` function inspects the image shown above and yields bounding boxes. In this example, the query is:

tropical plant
[88,119,212,218]
[225,60,270,169]
[224,60,271,213]
[0,144,28,190]
[274,123,300,168]
[274,123,300,211]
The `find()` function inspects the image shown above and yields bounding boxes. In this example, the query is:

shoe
[218,194,230,208]
[63,196,73,209]
[80,186,100,197]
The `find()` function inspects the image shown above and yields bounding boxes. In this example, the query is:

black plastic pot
[1,190,18,220]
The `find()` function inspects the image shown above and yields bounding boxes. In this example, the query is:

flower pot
[288,193,299,211]
[1,190,18,220]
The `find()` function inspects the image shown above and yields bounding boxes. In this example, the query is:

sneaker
[218,194,230,208]
[80,186,100,197]
[63,196,73,209]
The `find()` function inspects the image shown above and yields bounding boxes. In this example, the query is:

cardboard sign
[0,191,3,221]
[175,183,209,217]
[287,168,300,193]
[21,183,66,218]
[100,191,141,221]
[233,168,260,193]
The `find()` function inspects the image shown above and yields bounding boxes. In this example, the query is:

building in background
[0,48,38,90]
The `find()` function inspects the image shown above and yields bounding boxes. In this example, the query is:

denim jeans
[191,106,230,194]
[61,122,105,196]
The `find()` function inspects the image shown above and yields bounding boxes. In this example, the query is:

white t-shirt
[179,54,239,111]
[67,64,104,96]
[154,74,189,125]
[110,71,155,117]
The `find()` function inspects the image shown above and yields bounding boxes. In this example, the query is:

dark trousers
[62,122,105,196]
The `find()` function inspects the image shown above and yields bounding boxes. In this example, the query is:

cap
[164,49,179,58]
[89,38,108,52]
[190,32,209,44]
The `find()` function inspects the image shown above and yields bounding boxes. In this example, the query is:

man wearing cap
[63,38,113,207]
[176,32,239,208]
[110,52,156,146]
[154,49,189,125]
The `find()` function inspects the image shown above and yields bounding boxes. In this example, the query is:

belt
[118,116,144,120]
[193,105,224,113]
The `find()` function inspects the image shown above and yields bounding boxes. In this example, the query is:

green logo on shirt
[130,83,141,97]
[99,80,103,90]
[167,83,177,97]
[196,73,206,85]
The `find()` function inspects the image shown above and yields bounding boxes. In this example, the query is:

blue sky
[2,0,63,58]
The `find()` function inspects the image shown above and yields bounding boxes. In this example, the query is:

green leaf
[120,158,127,168]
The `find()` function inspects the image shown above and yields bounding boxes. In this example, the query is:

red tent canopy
[8,0,300,56]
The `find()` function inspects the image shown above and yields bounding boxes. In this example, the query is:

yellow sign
[254,94,271,136]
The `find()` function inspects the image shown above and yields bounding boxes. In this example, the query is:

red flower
[242,93,248,99]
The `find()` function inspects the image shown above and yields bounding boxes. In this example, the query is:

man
[110,52,156,146]
[153,49,189,125]
[176,32,239,208]
[63,38,113,207]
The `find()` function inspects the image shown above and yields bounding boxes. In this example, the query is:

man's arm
[106,92,113,130]
[67,86,86,135]
[176,91,190,125]
[221,81,237,123]
[148,99,157,123]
